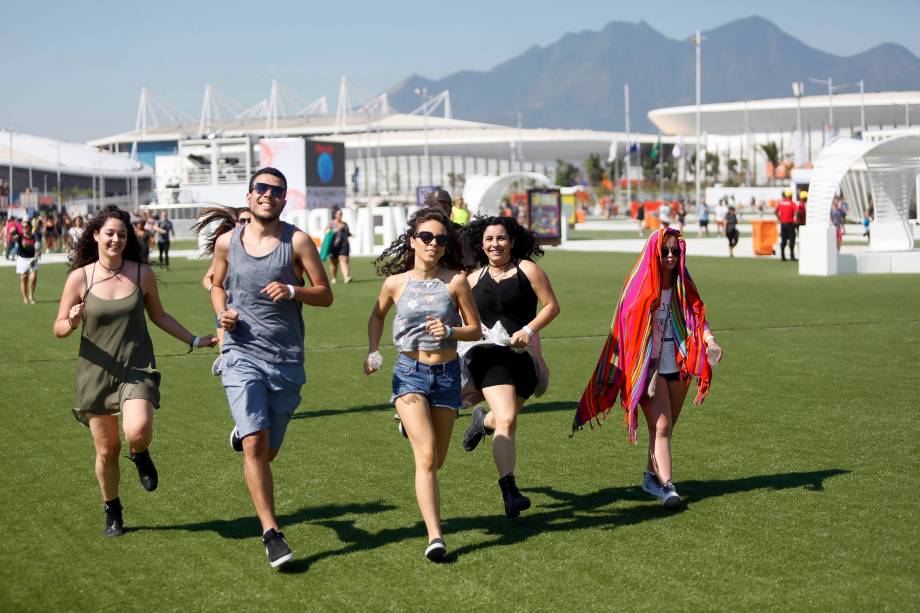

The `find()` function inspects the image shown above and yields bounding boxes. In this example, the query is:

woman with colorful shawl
[573,227,722,508]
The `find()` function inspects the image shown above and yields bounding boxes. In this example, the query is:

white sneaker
[642,471,664,498]
[211,355,222,377]
[659,480,681,509]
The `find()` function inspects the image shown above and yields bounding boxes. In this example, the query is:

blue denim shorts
[221,349,305,450]
[391,354,461,411]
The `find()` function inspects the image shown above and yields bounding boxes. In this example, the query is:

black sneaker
[103,501,124,537]
[229,426,243,452]
[462,406,487,451]
[425,537,447,562]
[262,528,293,568]
[128,449,158,492]
[498,473,531,518]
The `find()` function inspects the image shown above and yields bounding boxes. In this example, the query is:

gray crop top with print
[393,276,461,352]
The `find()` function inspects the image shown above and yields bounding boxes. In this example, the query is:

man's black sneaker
[425,537,447,562]
[462,406,487,451]
[103,501,124,537]
[498,473,531,518]
[128,449,158,492]
[262,528,293,568]
[229,426,243,452]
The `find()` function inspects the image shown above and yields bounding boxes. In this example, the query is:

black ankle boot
[103,498,124,537]
[498,473,531,518]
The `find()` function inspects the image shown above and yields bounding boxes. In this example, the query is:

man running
[210,167,333,568]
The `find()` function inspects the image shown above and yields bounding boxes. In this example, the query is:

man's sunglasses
[237,217,251,225]
[416,231,449,247]
[661,246,682,258]
[251,182,286,198]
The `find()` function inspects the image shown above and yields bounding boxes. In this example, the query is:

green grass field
[1,250,918,611]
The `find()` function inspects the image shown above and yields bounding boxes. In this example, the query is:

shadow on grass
[284,468,850,571]
[137,468,847,571]
[291,403,392,420]
[132,500,396,540]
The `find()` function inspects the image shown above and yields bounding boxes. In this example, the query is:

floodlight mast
[693,30,702,210]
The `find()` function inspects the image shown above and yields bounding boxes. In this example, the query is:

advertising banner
[258,138,307,212]
[305,140,346,210]
[527,188,562,244]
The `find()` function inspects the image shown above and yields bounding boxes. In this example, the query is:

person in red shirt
[776,191,797,261]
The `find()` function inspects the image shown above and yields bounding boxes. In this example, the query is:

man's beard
[252,208,282,223]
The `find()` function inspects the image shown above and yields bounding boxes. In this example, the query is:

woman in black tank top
[461,216,560,518]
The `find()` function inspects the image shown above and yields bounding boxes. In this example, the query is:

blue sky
[1,0,917,142]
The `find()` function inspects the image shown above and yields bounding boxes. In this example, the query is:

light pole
[693,30,702,209]
[624,83,631,209]
[791,81,804,166]
[810,76,853,135]
[859,79,866,133]
[414,87,430,186]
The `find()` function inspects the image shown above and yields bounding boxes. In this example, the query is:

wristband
[188,336,199,353]
[67,318,78,331]
[444,325,454,339]
[522,325,534,337]
[286,284,295,299]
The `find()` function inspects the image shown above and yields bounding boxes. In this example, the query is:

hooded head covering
[573,227,712,442]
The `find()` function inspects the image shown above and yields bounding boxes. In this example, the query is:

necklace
[98,259,124,274]
[488,261,512,280]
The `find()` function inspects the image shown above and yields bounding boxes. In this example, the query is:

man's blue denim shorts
[221,349,305,450]
[390,354,461,410]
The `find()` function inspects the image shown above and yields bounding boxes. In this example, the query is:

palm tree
[584,153,604,187]
[759,142,779,186]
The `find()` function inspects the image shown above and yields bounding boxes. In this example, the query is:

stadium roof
[1,131,152,177]
[648,91,920,136]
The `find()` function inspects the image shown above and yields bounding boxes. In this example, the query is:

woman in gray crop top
[364,207,481,562]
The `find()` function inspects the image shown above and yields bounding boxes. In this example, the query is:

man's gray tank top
[223,222,304,364]
[392,273,461,352]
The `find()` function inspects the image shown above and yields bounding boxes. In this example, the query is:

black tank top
[473,263,538,334]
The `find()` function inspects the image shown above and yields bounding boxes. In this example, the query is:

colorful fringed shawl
[573,228,712,443]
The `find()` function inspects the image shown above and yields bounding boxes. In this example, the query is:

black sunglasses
[237,217,251,225]
[252,182,286,198]
[661,246,682,258]
[416,231,449,247]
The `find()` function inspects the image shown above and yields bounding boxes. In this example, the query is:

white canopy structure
[462,172,555,216]
[799,134,920,275]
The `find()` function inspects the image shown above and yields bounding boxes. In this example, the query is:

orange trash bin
[750,220,777,256]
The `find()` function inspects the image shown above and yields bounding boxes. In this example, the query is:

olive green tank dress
[73,263,160,426]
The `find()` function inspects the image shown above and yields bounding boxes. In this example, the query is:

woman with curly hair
[364,207,480,561]
[460,216,560,517]
[192,206,252,375]
[53,206,216,537]
[573,227,722,508]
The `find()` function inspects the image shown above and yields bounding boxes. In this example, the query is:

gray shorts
[221,349,305,450]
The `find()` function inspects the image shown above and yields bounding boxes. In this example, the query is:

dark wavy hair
[191,206,242,256]
[70,206,146,270]
[373,208,463,276]
[465,215,543,267]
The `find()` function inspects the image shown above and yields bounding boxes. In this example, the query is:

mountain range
[386,16,920,132]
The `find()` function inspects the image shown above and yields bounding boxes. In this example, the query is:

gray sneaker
[642,471,664,498]
[659,480,681,509]
[211,356,222,377]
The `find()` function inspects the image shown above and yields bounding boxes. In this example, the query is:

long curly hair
[191,206,243,256]
[374,207,463,276]
[70,206,145,270]
[465,215,544,267]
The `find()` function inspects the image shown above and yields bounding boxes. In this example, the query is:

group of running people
[54,166,720,569]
